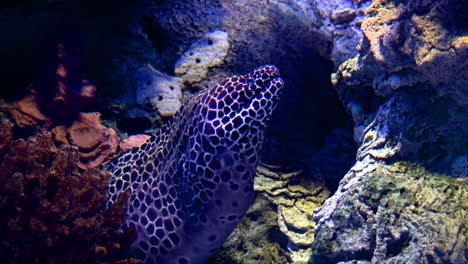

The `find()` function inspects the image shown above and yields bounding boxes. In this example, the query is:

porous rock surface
[328,0,467,168]
[311,162,467,264]
[154,0,329,81]
[174,30,230,84]
[255,164,330,263]
[134,64,183,117]
[312,0,467,263]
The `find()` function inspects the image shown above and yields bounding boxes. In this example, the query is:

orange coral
[119,134,151,152]
[68,112,119,169]
[52,125,69,145]
[1,90,49,127]
[0,118,136,264]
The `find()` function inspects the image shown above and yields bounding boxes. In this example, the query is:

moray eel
[105,65,284,264]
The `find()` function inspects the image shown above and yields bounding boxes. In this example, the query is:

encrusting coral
[6,91,49,127]
[67,112,120,169]
[0,118,137,264]
[0,41,125,169]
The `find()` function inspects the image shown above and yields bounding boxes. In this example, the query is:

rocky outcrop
[174,30,230,84]
[311,0,467,263]
[145,1,467,263]
[312,162,467,263]
[327,0,467,171]
[144,1,467,263]
[134,64,183,117]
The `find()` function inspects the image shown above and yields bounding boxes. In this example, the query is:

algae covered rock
[311,2,467,262]
[329,0,467,174]
[311,163,467,264]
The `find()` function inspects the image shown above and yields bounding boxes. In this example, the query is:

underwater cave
[261,48,357,192]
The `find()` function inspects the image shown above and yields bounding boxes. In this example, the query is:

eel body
[105,65,284,264]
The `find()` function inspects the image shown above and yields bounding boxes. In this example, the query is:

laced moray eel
[105,65,284,264]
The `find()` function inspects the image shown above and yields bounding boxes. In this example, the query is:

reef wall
[0,0,466,263]
[311,0,467,263]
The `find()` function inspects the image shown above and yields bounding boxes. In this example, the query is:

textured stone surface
[315,0,371,66]
[307,1,467,263]
[312,3,467,261]
[329,0,467,176]
[174,31,230,84]
[311,162,467,264]
[154,0,329,83]
[258,164,329,263]
[134,64,183,117]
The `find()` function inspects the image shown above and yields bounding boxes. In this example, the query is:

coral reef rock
[135,64,183,117]
[211,163,330,263]
[0,118,136,264]
[68,112,119,169]
[329,0,467,173]
[255,164,330,263]
[312,162,467,264]
[157,0,329,71]
[312,0,467,262]
[119,134,151,152]
[2,92,49,127]
[174,30,230,84]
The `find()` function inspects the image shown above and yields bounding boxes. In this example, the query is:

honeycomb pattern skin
[105,65,284,264]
